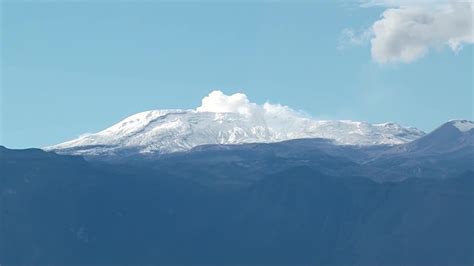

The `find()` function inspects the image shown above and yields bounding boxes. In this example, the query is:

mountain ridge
[42,91,472,159]
[46,108,426,157]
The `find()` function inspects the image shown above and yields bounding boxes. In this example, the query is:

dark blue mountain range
[1,121,473,265]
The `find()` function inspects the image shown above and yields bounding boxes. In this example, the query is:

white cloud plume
[196,90,258,116]
[196,90,302,118]
[344,1,473,63]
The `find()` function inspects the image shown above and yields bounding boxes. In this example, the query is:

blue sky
[1,0,473,148]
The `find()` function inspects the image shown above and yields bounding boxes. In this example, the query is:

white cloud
[372,3,473,63]
[345,1,473,63]
[196,90,258,116]
[196,90,302,118]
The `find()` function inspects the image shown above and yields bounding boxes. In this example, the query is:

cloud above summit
[344,1,473,63]
[196,90,258,116]
[195,90,302,119]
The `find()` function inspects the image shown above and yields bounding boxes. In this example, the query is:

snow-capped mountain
[46,91,425,157]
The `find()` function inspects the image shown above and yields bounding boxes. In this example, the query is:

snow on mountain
[451,119,474,132]
[46,91,426,156]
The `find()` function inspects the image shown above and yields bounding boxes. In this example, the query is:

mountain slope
[1,146,473,265]
[358,120,474,181]
[397,119,474,154]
